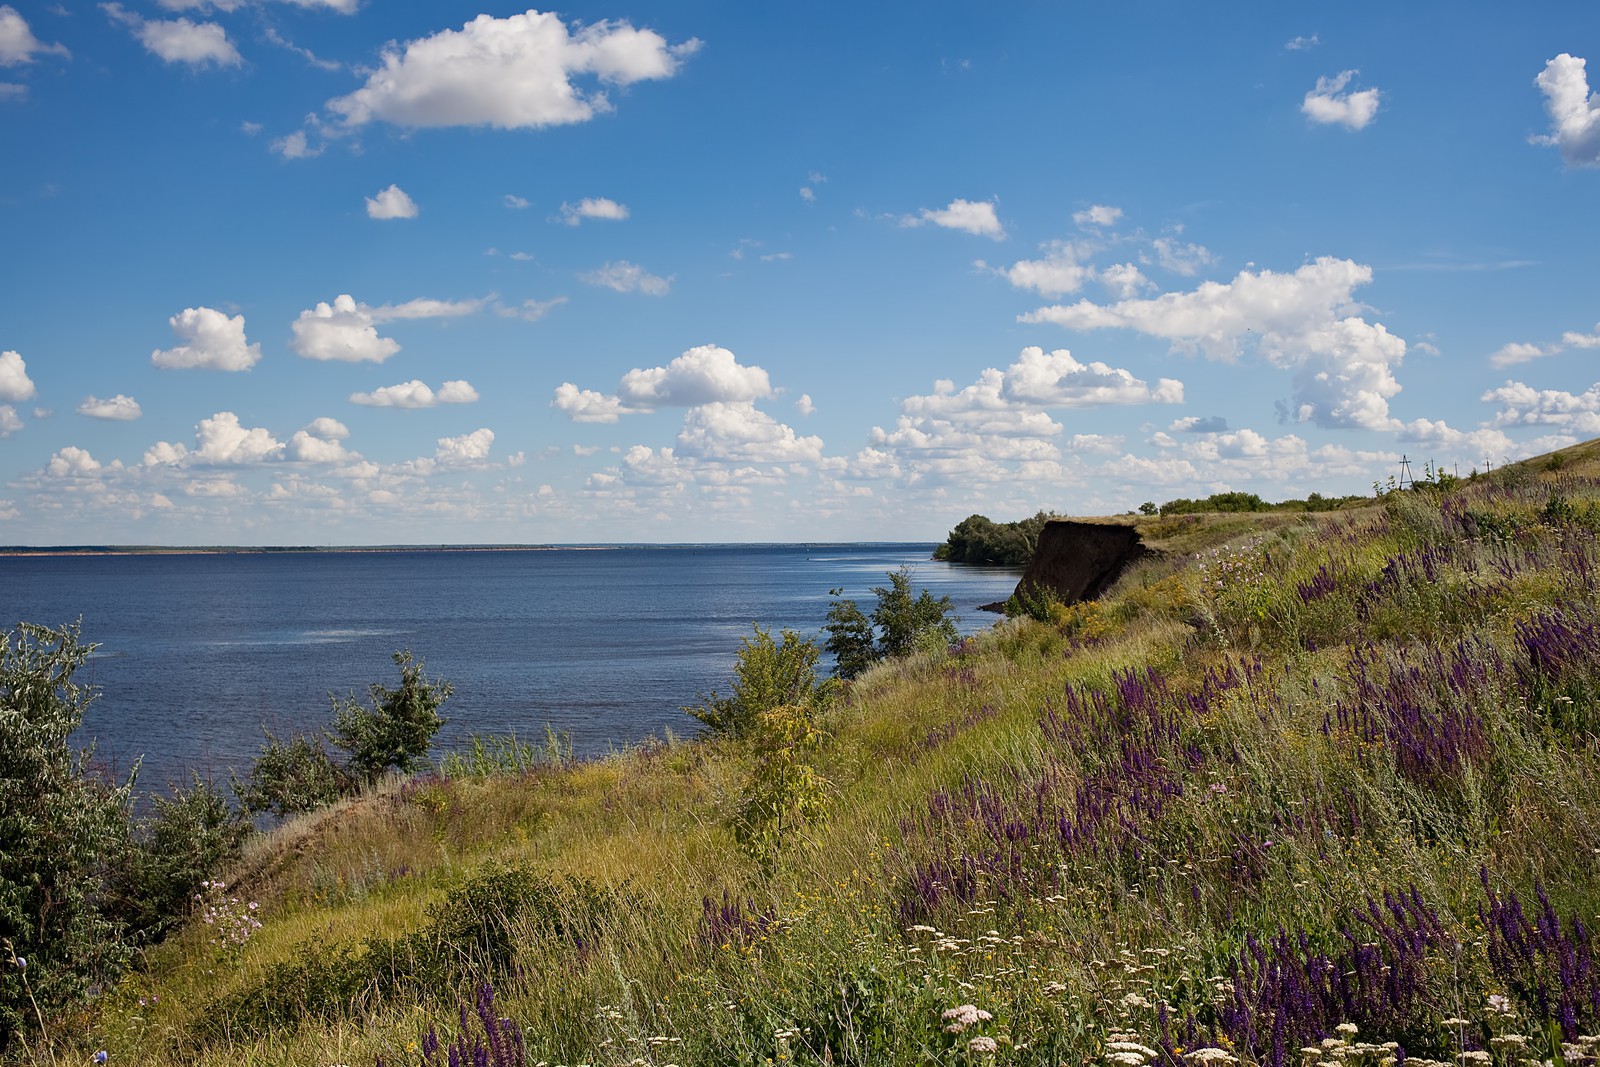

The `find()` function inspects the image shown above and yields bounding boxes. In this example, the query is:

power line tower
[1396,454,1416,490]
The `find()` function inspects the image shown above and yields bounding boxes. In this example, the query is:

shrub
[686,625,832,739]
[0,622,134,1055]
[934,510,1057,565]
[232,729,346,818]
[824,567,959,678]
[331,650,453,786]
[112,774,250,944]
[731,703,830,873]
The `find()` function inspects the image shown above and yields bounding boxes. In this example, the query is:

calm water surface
[0,545,1021,793]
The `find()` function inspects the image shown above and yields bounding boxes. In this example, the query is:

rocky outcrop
[985,520,1153,611]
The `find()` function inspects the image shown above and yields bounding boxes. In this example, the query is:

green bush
[233,730,346,818]
[331,651,452,786]
[824,567,959,679]
[0,622,134,1055]
[112,774,250,944]
[686,625,833,739]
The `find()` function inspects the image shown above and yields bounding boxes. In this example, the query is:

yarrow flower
[941,1004,993,1033]
[969,1035,999,1054]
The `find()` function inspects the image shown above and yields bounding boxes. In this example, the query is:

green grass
[34,439,1600,1066]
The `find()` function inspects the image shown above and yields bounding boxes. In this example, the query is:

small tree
[330,651,452,786]
[824,567,959,679]
[0,622,134,1055]
[686,625,832,739]
[731,704,830,874]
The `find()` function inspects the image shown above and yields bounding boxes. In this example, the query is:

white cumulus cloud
[559,196,629,225]
[78,394,142,420]
[675,402,824,463]
[617,345,773,408]
[1483,380,1600,434]
[1302,70,1381,130]
[365,184,418,219]
[1073,204,1123,228]
[905,198,1006,240]
[151,307,262,371]
[326,10,699,130]
[580,261,670,295]
[350,379,479,408]
[104,4,241,68]
[1,6,68,65]
[436,427,494,464]
[146,411,284,466]
[551,383,629,423]
[1001,347,1184,408]
[1489,341,1560,368]
[1534,53,1600,167]
[290,294,408,362]
[1563,323,1600,348]
[0,349,37,402]
[48,446,101,477]
[1021,256,1406,430]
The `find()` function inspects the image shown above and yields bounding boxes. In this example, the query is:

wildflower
[969,1036,999,1054]
[1336,1024,1359,1037]
[94,1054,107,1064]
[1486,994,1513,1014]
[1185,1050,1238,1064]
[1108,1053,1149,1066]
[941,1004,992,1033]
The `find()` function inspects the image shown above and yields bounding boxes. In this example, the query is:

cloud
[1302,70,1380,130]
[558,196,629,225]
[617,345,774,408]
[1564,323,1600,348]
[271,129,321,159]
[104,3,241,68]
[1150,236,1216,276]
[1170,415,1230,434]
[1000,346,1184,408]
[995,240,1096,297]
[326,11,699,130]
[905,198,1006,240]
[1534,54,1600,167]
[435,428,494,464]
[551,383,629,423]
[1286,34,1320,51]
[0,406,20,436]
[0,6,68,65]
[0,349,37,402]
[1489,341,1560,367]
[302,416,348,439]
[48,446,101,477]
[146,411,285,466]
[1072,204,1123,227]
[78,394,142,420]
[151,307,261,371]
[795,393,815,416]
[1482,380,1600,434]
[674,403,824,463]
[504,194,530,209]
[288,294,485,364]
[497,296,568,322]
[1021,256,1406,429]
[350,379,479,407]
[365,184,418,219]
[292,295,400,362]
[580,260,670,295]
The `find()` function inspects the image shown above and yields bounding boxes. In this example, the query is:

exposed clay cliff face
[985,519,1153,611]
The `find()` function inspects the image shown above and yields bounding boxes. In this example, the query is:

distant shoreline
[0,542,934,558]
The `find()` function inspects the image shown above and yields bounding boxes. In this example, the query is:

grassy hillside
[49,440,1600,1066]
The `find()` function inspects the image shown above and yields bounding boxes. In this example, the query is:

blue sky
[2,2,1598,545]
